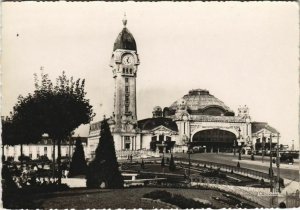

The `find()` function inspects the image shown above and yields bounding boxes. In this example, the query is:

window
[126,68,128,74]
[130,69,132,74]
[125,78,128,83]
[125,86,129,92]
[44,147,47,155]
[125,106,129,113]
[125,96,129,102]
[124,136,131,149]
[122,68,125,73]
[159,135,164,142]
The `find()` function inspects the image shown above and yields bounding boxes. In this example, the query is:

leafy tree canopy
[7,70,94,143]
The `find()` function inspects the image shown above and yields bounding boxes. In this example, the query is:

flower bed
[143,190,214,208]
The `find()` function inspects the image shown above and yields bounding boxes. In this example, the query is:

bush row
[143,190,214,209]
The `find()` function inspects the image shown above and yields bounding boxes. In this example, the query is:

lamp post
[187,138,191,178]
[269,134,274,193]
[162,141,165,174]
[248,136,255,160]
[276,133,281,193]
[233,138,236,156]
[238,128,241,160]
[262,132,265,163]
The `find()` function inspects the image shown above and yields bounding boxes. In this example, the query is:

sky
[1,2,299,149]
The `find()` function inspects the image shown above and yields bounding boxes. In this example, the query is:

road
[167,153,299,182]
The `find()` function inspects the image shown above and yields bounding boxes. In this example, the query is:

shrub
[18,155,31,162]
[6,156,15,162]
[86,120,123,189]
[169,154,176,171]
[68,139,87,177]
[39,155,50,162]
[2,164,18,192]
[279,202,286,208]
[144,190,172,200]
[20,183,69,194]
[143,190,213,208]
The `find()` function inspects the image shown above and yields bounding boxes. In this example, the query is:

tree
[8,70,94,184]
[86,120,123,189]
[1,117,13,162]
[68,138,87,177]
[169,154,176,171]
[1,114,41,164]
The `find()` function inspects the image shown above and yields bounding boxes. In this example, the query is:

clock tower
[109,15,140,150]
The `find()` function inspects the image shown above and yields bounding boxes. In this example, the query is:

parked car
[188,146,206,153]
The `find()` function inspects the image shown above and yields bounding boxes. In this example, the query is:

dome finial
[122,12,127,27]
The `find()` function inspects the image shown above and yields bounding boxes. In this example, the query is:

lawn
[6,187,259,209]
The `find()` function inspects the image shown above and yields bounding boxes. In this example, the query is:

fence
[174,157,276,182]
[286,190,300,208]
[116,150,159,159]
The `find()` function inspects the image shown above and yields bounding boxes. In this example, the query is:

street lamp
[238,128,242,160]
[276,133,281,193]
[187,138,191,178]
[233,139,236,156]
[247,136,255,160]
[262,132,265,163]
[269,134,274,193]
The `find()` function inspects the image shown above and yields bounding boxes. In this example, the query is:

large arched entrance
[192,129,236,153]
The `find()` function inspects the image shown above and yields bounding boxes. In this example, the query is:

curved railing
[174,157,276,182]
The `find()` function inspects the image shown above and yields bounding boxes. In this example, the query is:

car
[193,146,201,152]
[191,146,206,153]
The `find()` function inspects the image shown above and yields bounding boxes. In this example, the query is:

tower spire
[122,13,127,27]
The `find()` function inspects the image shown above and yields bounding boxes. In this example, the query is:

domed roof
[169,89,234,116]
[113,16,137,52]
[138,117,178,131]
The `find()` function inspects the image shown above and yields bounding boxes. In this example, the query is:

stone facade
[87,17,280,158]
[107,18,140,152]
[3,137,89,161]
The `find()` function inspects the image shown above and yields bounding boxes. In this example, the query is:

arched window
[130,69,132,74]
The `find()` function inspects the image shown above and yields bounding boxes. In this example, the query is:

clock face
[122,54,134,65]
